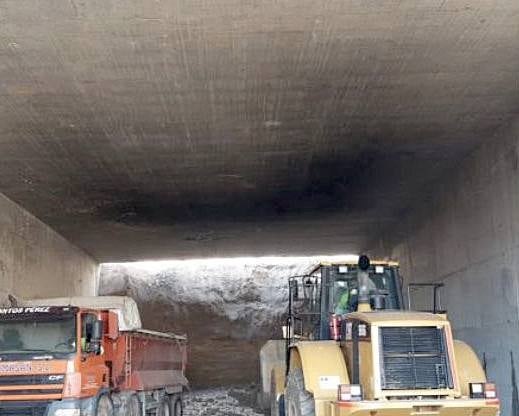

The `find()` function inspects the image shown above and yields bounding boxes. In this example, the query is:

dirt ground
[184,386,267,416]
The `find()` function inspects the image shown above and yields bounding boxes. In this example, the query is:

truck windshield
[0,314,76,358]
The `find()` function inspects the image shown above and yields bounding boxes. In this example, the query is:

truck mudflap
[331,399,500,416]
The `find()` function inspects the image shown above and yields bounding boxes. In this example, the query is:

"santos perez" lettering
[0,307,51,314]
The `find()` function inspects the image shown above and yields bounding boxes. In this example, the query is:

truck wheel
[169,395,183,416]
[96,395,114,416]
[128,394,142,416]
[285,369,315,416]
[157,396,171,416]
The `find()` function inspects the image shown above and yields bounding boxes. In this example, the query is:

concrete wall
[372,121,519,416]
[0,192,98,302]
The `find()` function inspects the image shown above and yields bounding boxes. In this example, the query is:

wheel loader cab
[286,259,404,343]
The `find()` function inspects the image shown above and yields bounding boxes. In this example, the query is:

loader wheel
[285,369,315,416]
[96,395,114,416]
[128,394,142,416]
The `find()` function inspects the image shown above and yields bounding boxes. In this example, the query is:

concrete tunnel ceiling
[1,0,519,261]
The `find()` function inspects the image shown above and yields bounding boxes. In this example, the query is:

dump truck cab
[0,297,187,416]
[261,256,500,416]
[0,305,111,414]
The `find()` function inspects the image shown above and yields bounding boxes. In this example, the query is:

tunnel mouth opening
[99,254,357,389]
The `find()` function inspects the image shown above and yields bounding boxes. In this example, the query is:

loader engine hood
[347,310,449,326]
[344,310,459,400]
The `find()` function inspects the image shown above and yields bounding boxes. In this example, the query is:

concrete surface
[373,119,519,416]
[1,0,519,412]
[0,192,97,302]
[0,0,518,260]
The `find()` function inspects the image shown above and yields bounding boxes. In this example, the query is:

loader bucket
[259,340,286,409]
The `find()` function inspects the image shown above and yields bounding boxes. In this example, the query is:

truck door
[78,312,109,398]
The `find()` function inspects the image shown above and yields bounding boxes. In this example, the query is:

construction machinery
[0,296,187,416]
[260,256,499,416]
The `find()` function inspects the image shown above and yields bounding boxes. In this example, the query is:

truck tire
[96,395,114,416]
[128,394,142,416]
[157,396,171,416]
[169,395,183,416]
[285,369,315,416]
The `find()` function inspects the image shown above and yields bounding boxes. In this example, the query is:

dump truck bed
[108,329,188,392]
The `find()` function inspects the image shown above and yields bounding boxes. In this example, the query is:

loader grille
[379,327,453,390]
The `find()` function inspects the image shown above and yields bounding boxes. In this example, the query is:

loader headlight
[484,383,497,399]
[469,383,497,399]
[54,409,80,416]
[469,383,484,398]
[338,384,363,402]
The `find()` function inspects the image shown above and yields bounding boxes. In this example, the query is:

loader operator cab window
[332,266,401,315]
[81,313,97,354]
[334,281,355,315]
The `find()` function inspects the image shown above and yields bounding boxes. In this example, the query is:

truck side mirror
[91,320,104,355]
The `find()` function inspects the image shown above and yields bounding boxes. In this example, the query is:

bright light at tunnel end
[101,254,361,270]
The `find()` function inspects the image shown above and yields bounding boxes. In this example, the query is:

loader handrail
[407,282,445,314]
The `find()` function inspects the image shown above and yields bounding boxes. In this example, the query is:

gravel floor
[184,386,267,416]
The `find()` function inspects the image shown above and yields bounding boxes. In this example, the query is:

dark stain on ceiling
[0,0,518,260]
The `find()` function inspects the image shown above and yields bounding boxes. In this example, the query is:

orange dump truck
[0,296,187,416]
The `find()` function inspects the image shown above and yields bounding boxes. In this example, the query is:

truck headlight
[54,410,80,416]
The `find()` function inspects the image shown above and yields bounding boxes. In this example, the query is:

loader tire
[96,395,114,416]
[285,369,315,416]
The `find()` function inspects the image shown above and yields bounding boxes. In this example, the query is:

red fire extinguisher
[329,314,340,340]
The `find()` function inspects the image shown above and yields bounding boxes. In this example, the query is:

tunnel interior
[1,0,519,262]
[0,0,519,415]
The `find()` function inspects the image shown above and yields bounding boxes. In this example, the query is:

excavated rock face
[99,257,343,387]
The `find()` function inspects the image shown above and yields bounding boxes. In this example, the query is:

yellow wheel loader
[260,256,500,416]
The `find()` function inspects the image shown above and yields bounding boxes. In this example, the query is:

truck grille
[0,401,50,416]
[0,374,64,401]
[379,327,452,390]
[0,374,64,386]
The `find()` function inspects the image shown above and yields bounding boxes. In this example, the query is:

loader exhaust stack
[357,255,372,312]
